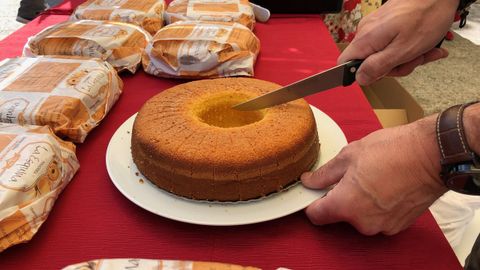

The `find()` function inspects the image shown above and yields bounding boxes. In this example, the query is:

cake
[131,78,319,201]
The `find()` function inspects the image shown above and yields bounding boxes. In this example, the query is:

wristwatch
[458,0,477,28]
[436,102,480,195]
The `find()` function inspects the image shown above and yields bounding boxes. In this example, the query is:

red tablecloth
[0,2,462,269]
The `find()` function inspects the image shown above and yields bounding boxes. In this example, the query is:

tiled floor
[0,0,62,41]
[0,0,25,41]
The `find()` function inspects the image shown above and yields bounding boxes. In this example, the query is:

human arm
[301,103,480,235]
[338,0,459,85]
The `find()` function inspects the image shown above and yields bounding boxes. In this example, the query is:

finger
[357,45,450,85]
[301,148,350,189]
[337,37,378,65]
[423,47,449,63]
[337,27,397,65]
[387,55,425,77]
[388,48,449,77]
[305,187,344,225]
[354,44,407,85]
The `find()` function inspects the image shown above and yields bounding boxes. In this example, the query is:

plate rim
[105,105,347,226]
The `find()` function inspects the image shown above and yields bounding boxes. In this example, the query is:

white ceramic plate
[106,106,347,226]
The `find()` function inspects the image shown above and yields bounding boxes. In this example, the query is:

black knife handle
[342,59,364,86]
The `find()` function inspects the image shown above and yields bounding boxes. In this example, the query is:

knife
[232,59,363,111]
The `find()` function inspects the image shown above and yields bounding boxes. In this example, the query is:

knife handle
[342,59,364,86]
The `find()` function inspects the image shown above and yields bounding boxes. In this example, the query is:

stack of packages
[144,0,261,78]
[0,0,264,253]
[0,0,167,251]
[0,56,122,251]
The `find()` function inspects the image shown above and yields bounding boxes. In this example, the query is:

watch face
[446,166,480,195]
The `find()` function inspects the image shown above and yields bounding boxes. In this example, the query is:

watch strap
[458,0,477,28]
[436,102,478,167]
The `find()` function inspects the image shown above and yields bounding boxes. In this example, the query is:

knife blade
[233,59,363,111]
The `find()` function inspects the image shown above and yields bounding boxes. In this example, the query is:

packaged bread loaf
[0,57,123,143]
[142,21,260,79]
[62,259,261,270]
[165,0,255,30]
[0,123,79,252]
[23,20,152,73]
[71,0,166,35]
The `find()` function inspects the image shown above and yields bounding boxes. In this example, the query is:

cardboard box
[362,77,424,127]
[337,43,424,127]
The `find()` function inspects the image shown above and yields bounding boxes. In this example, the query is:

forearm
[408,102,480,188]
[464,103,480,155]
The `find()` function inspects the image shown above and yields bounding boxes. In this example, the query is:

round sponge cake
[131,78,319,201]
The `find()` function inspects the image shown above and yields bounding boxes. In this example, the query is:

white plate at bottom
[106,106,347,226]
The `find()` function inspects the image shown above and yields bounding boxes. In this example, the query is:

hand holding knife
[233,37,444,111]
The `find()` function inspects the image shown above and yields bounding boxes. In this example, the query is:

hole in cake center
[197,95,265,128]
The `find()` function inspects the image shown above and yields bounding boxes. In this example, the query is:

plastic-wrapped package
[142,21,260,79]
[0,57,123,142]
[165,0,256,30]
[62,259,261,270]
[72,0,166,35]
[24,20,152,73]
[0,123,79,252]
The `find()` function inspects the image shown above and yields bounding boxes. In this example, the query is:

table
[0,1,462,269]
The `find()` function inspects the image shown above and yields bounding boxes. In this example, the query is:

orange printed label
[153,24,194,39]
[192,3,239,12]
[92,0,128,7]
[85,25,129,39]
[0,133,16,153]
[4,62,80,93]
[0,141,56,191]
[0,98,29,124]
[36,96,91,141]
[121,0,159,12]
[66,69,108,99]
[49,23,97,37]
[82,9,114,20]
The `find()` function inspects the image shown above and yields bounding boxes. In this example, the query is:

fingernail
[301,171,312,180]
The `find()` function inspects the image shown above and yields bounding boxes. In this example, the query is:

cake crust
[131,78,319,201]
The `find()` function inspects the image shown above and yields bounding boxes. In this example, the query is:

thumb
[301,148,349,189]
[305,186,344,225]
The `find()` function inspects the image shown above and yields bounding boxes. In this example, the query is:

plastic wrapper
[23,20,152,73]
[0,123,79,252]
[142,21,260,79]
[165,0,256,30]
[72,0,166,35]
[0,57,123,143]
[62,259,262,270]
